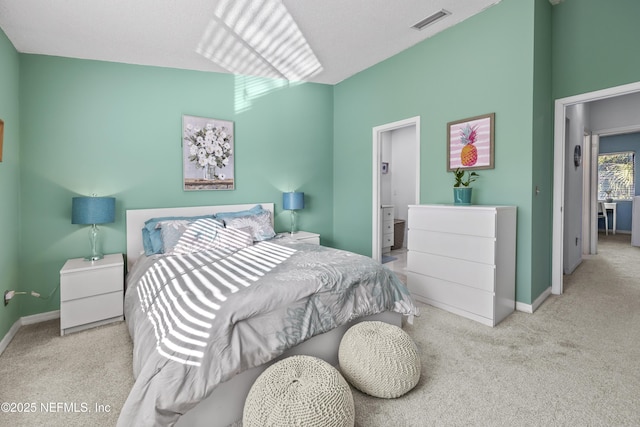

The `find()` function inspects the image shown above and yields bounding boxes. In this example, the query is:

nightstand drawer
[61,267,123,302]
[298,235,320,245]
[60,291,123,330]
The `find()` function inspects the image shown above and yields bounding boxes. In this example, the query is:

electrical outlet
[4,290,11,306]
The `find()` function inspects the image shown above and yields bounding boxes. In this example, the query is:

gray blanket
[117,239,418,426]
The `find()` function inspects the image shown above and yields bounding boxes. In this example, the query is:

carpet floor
[1,233,638,426]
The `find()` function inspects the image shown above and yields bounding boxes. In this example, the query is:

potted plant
[453,168,479,205]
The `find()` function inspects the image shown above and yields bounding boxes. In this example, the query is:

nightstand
[60,253,124,336]
[278,231,320,245]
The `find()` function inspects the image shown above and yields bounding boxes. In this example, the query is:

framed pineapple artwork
[447,113,494,171]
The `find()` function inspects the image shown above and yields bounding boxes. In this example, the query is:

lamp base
[289,210,298,234]
[85,224,104,262]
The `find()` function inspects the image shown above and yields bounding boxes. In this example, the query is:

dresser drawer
[60,291,123,329]
[408,229,496,265]
[382,207,394,221]
[61,266,123,302]
[407,251,495,292]
[382,233,394,247]
[407,272,494,319]
[382,220,394,234]
[408,206,496,237]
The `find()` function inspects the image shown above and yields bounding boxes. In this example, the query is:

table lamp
[283,192,304,234]
[72,196,116,261]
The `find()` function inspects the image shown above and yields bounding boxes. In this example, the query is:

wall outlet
[4,291,14,307]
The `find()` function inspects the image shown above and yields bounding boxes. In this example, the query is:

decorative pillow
[183,226,254,254]
[223,210,276,241]
[215,204,265,220]
[142,214,215,255]
[158,218,225,254]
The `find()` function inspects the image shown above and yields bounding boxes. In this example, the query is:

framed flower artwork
[447,113,494,171]
[182,115,235,191]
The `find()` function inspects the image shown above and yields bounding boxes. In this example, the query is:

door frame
[552,81,640,294]
[371,116,421,262]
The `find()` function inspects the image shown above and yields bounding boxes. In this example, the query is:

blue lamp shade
[283,192,304,211]
[72,197,116,225]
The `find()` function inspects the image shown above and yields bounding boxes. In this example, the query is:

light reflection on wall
[234,74,294,113]
[197,0,323,113]
[136,238,297,366]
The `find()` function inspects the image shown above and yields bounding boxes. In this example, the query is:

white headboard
[125,203,275,270]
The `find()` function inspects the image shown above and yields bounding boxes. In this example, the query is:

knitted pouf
[243,355,355,427]
[339,321,420,398]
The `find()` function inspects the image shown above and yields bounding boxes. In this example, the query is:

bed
[118,203,418,427]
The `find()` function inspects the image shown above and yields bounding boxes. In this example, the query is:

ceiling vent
[412,9,451,30]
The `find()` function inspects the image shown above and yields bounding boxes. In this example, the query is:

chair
[598,201,609,235]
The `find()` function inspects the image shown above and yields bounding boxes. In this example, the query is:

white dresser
[381,205,394,255]
[407,204,517,327]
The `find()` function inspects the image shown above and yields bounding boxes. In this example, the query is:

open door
[371,117,420,262]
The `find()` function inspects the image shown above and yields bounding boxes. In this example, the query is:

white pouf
[243,355,355,427]
[339,321,420,398]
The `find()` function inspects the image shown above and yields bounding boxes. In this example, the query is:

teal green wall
[530,0,553,303]
[18,55,334,316]
[552,0,640,99]
[5,0,639,325]
[0,28,21,338]
[333,0,540,304]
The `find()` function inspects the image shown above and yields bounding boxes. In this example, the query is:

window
[598,151,635,200]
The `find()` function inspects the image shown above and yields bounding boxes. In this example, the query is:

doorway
[552,81,640,294]
[371,116,421,264]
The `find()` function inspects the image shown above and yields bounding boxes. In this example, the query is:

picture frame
[447,113,494,171]
[182,115,235,191]
[0,119,4,162]
[381,162,389,174]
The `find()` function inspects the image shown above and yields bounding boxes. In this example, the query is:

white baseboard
[0,319,22,356]
[21,310,60,325]
[516,286,552,314]
[0,310,60,356]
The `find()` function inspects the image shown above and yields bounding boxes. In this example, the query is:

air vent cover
[412,9,451,30]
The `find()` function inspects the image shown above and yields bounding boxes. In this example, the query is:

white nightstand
[60,253,124,336]
[278,231,320,245]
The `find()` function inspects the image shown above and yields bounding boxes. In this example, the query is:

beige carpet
[1,234,638,426]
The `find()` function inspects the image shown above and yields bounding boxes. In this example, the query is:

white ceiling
[0,0,503,85]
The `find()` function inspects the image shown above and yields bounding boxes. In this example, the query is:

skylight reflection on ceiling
[196,0,323,82]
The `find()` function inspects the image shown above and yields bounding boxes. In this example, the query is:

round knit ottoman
[338,321,420,398]
[243,355,355,427]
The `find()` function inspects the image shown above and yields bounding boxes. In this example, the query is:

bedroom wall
[0,28,21,340]
[333,0,546,305]
[529,0,553,304]
[552,0,640,99]
[18,55,334,316]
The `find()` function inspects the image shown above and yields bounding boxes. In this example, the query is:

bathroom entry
[371,117,420,263]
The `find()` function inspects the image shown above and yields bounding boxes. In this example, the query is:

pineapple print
[459,123,478,166]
